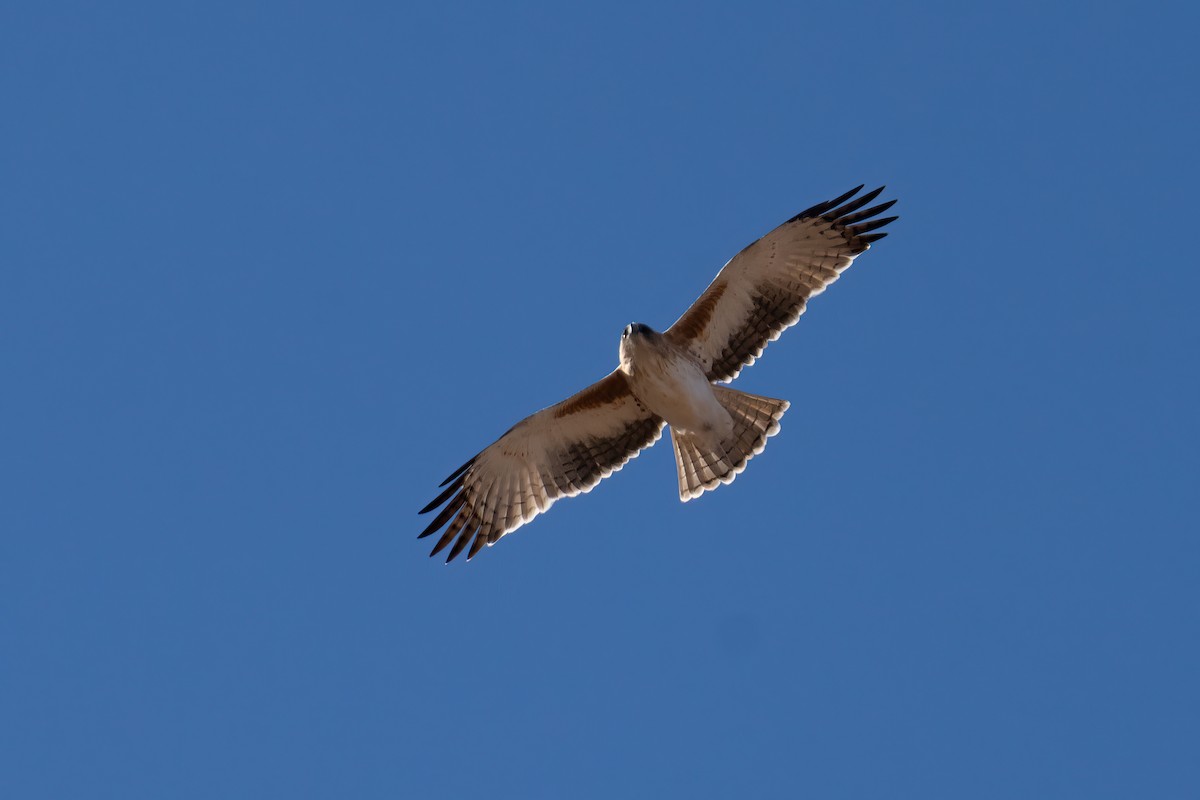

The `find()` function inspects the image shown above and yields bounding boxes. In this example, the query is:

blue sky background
[3,1,1198,797]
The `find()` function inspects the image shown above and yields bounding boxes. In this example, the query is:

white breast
[622,336,733,439]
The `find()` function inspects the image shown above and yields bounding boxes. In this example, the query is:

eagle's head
[619,322,660,367]
[622,322,655,339]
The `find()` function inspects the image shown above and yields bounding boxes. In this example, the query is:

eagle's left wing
[418,370,665,562]
[665,185,898,382]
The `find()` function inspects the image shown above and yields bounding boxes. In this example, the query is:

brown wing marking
[554,371,630,417]
[667,280,727,348]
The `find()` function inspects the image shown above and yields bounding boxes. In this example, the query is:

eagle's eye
[622,324,632,339]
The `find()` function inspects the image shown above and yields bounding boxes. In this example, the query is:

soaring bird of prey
[419,185,898,562]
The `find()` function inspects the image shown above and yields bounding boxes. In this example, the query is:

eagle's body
[619,323,732,441]
[419,185,898,562]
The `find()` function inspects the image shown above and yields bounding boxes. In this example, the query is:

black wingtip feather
[429,526,457,557]
[838,199,897,226]
[439,458,475,488]
[831,184,866,204]
[418,492,466,538]
[419,477,464,515]
[794,184,865,221]
[823,185,885,221]
[446,531,472,562]
[849,215,899,235]
[466,532,488,560]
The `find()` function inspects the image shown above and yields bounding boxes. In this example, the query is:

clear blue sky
[3,1,1198,797]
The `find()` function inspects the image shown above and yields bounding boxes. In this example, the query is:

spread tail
[670,386,789,502]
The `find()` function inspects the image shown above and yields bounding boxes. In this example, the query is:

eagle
[419,185,898,562]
